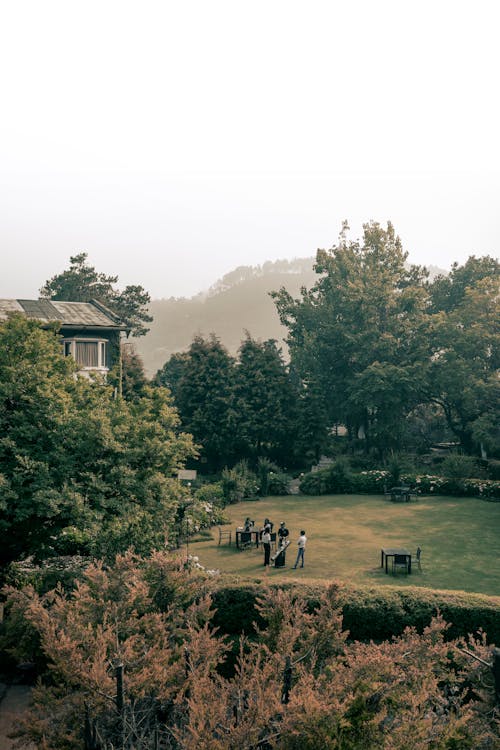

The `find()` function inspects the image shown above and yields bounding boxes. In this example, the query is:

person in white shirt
[293,530,307,569]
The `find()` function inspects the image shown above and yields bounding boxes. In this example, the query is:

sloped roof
[0,299,127,329]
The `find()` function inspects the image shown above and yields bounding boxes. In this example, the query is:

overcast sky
[1,0,499,300]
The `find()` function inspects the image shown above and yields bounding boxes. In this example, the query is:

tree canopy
[273,221,499,457]
[156,333,300,471]
[40,252,153,336]
[0,315,195,565]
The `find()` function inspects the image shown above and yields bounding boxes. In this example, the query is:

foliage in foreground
[2,553,498,749]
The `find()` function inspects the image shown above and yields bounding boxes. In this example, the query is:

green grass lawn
[189,494,500,596]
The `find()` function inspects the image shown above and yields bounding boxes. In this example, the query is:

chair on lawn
[239,531,253,549]
[218,527,232,546]
[392,554,410,575]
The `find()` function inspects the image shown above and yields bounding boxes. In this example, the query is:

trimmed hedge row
[210,581,500,644]
[299,466,500,498]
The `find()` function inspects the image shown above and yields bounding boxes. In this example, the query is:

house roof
[0,299,129,330]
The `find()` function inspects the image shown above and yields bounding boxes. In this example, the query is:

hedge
[299,466,500,499]
[210,581,500,645]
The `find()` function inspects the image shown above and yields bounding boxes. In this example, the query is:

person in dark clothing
[244,517,253,532]
[263,517,274,532]
[262,524,272,571]
[277,521,289,546]
[275,521,289,568]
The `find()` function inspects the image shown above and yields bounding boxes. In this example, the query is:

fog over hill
[135,258,445,376]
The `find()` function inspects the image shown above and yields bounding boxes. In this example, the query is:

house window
[75,341,99,367]
[62,339,107,369]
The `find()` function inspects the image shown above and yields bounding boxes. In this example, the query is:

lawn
[189,494,500,596]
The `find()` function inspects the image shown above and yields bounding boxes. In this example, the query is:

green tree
[163,335,237,472]
[234,334,297,464]
[0,315,196,566]
[155,350,190,392]
[292,376,330,465]
[108,342,149,400]
[424,272,500,455]
[428,254,500,313]
[273,221,429,455]
[40,252,153,336]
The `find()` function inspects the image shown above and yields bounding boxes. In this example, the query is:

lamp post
[179,483,193,563]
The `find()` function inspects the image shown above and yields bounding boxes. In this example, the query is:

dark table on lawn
[387,486,415,502]
[381,547,412,574]
[236,527,260,549]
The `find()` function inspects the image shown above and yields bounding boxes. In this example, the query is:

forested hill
[135,258,317,375]
[135,258,445,376]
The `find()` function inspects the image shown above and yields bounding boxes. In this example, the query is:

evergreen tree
[40,252,153,336]
[108,342,149,400]
[234,334,297,464]
[164,335,237,472]
[293,376,330,465]
[424,271,500,455]
[273,221,429,455]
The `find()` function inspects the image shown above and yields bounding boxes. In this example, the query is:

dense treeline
[157,222,499,470]
[155,334,301,472]
[1,228,498,566]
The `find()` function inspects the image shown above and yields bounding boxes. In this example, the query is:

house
[0,298,130,377]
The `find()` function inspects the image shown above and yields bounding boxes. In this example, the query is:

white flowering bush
[299,467,500,499]
[355,469,390,492]
[186,498,228,532]
[184,554,220,576]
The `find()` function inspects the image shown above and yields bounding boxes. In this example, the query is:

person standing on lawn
[262,524,272,572]
[293,530,307,569]
[275,521,289,568]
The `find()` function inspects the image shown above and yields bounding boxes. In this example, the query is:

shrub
[187,497,228,531]
[193,481,225,507]
[221,461,259,504]
[408,474,500,498]
[352,469,390,493]
[299,467,500,499]
[324,459,353,493]
[441,453,481,479]
[298,471,325,495]
[2,561,499,749]
[267,471,290,495]
[487,459,500,481]
[256,457,277,496]
[211,585,265,636]
[341,585,500,643]
[299,460,355,495]
[209,581,500,646]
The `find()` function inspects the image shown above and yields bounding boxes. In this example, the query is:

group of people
[257,518,307,572]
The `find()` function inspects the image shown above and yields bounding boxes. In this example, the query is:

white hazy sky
[1,0,499,300]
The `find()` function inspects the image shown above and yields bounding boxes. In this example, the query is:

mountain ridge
[134,258,445,376]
